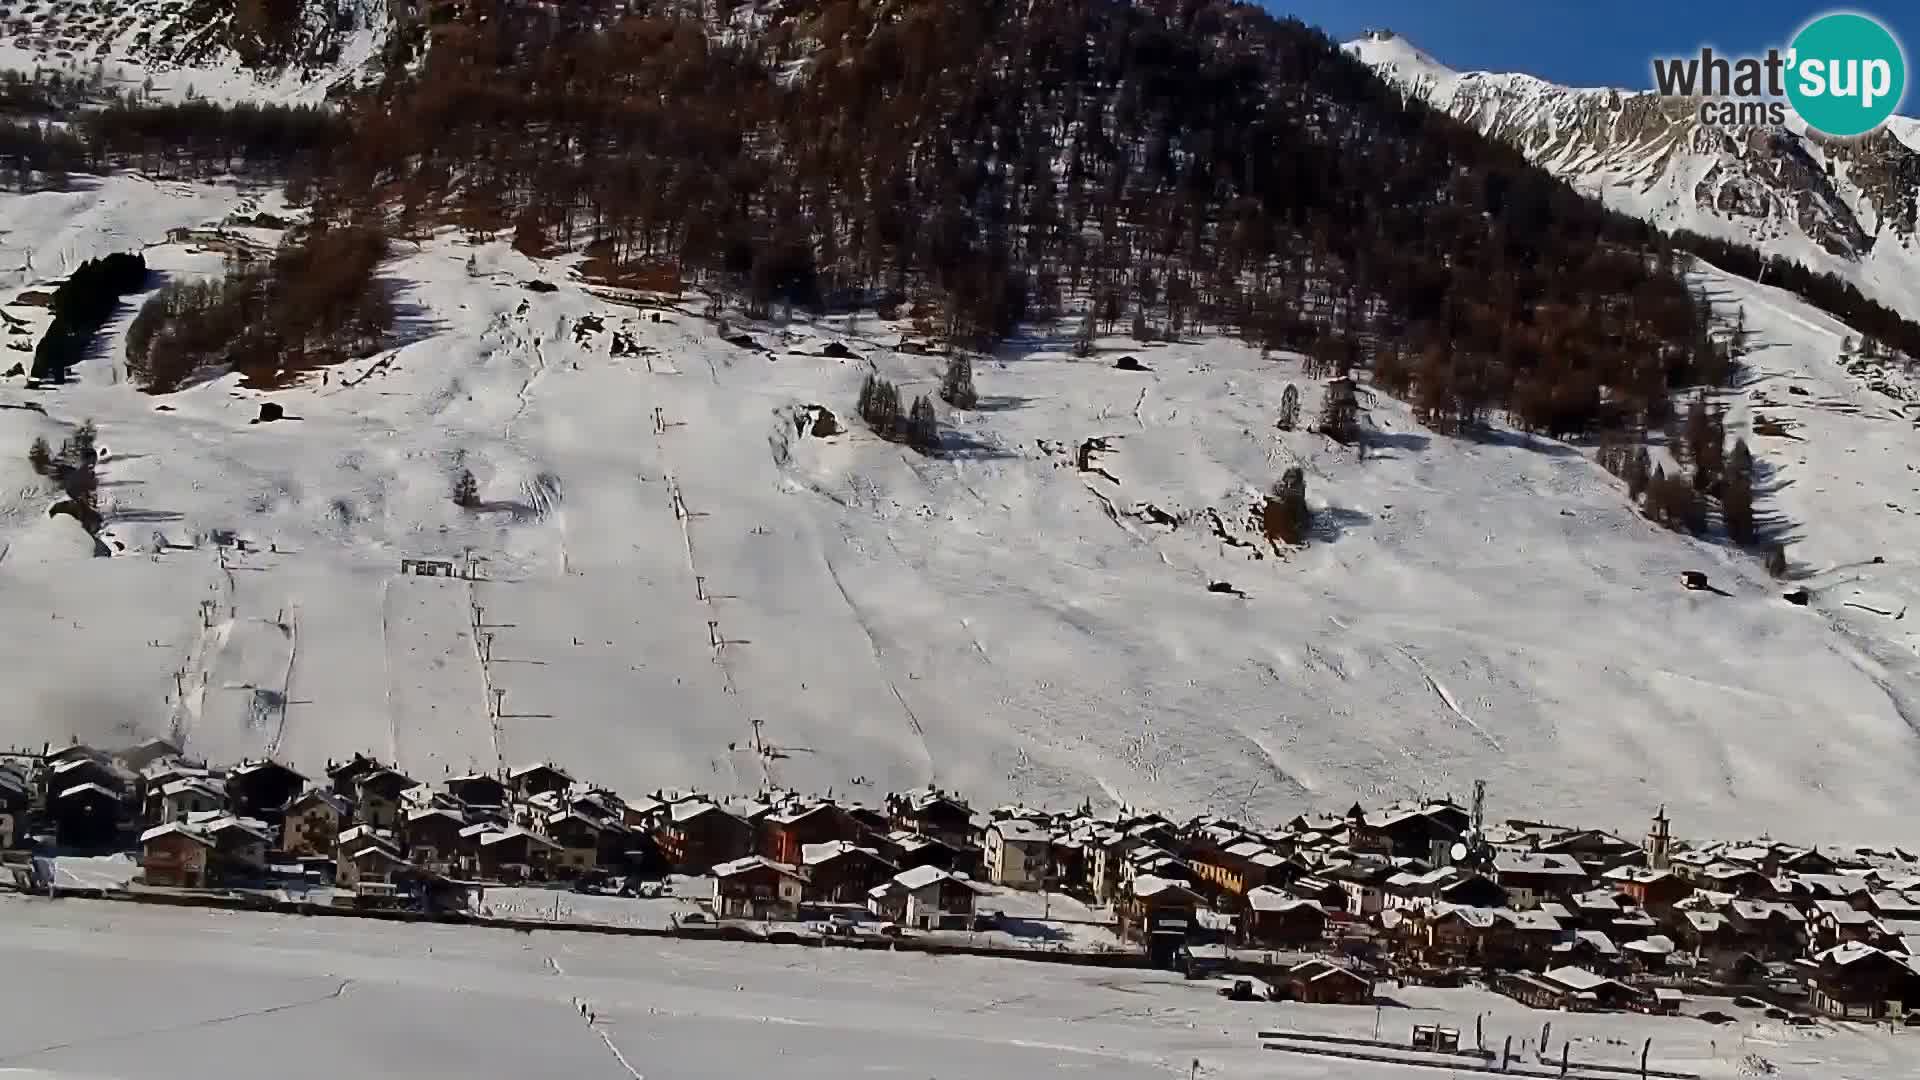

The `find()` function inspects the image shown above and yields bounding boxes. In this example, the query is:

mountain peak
[1343,29,1458,87]
[1347,36,1920,323]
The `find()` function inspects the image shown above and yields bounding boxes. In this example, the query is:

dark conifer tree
[1316,376,1359,445]
[939,354,977,409]
[1262,466,1310,546]
[1625,446,1653,499]
[906,395,939,453]
[1722,438,1756,544]
[1276,384,1300,432]
[452,469,479,509]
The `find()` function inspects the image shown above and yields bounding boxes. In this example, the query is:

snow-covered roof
[291,789,352,816]
[409,807,466,826]
[1814,899,1875,925]
[1685,911,1728,932]
[1247,886,1324,914]
[1492,851,1586,877]
[1543,966,1617,992]
[1869,891,1920,914]
[990,819,1051,844]
[478,826,560,850]
[893,864,953,890]
[1223,840,1269,859]
[1504,909,1562,933]
[140,822,211,846]
[1796,873,1875,897]
[670,800,723,824]
[1815,942,1889,967]
[160,777,226,800]
[349,845,409,866]
[1442,906,1499,928]
[1574,930,1619,956]
[1625,934,1675,956]
[713,855,804,880]
[204,815,270,842]
[232,759,305,780]
[1731,899,1805,923]
[55,782,120,802]
[802,840,882,866]
[1131,874,1197,901]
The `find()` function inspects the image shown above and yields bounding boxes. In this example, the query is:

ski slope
[0,178,1916,845]
[1,894,1912,1080]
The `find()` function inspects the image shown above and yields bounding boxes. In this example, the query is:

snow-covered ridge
[1346,30,1920,324]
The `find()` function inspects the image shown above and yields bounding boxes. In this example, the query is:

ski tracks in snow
[1399,646,1504,752]
[819,548,937,782]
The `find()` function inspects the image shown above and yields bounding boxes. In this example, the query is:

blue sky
[1271,2,1917,112]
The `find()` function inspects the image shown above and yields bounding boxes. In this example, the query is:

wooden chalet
[404,808,468,873]
[713,855,808,919]
[446,773,509,810]
[1286,959,1372,1005]
[326,754,386,797]
[1489,851,1590,909]
[140,823,212,888]
[50,781,122,849]
[283,789,352,858]
[353,769,417,831]
[1120,874,1203,964]
[1803,944,1920,1020]
[657,800,755,873]
[801,840,897,904]
[887,790,978,849]
[509,762,574,799]
[475,826,560,882]
[761,802,855,866]
[226,760,306,822]
[1242,887,1327,948]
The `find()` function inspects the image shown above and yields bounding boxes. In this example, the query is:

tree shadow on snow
[989,916,1070,942]
[1312,506,1372,543]
[1364,429,1429,455]
[387,298,447,352]
[973,394,1034,412]
[1466,426,1581,458]
[1750,457,1805,548]
[108,508,184,523]
[474,500,544,524]
[934,430,1017,461]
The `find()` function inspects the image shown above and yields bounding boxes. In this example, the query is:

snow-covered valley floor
[0,176,1917,846]
[0,894,1912,1080]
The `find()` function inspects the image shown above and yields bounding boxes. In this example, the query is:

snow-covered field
[2,894,1913,1080]
[0,176,1916,846]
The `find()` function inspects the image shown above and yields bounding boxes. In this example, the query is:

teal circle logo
[1788,13,1906,137]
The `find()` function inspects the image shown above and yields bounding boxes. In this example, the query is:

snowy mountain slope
[1,181,1917,844]
[1347,30,1920,322]
[0,0,391,105]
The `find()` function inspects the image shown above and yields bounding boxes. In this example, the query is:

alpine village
[2,739,1918,1027]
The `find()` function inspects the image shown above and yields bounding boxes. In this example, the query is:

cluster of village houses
[3,738,1920,1023]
